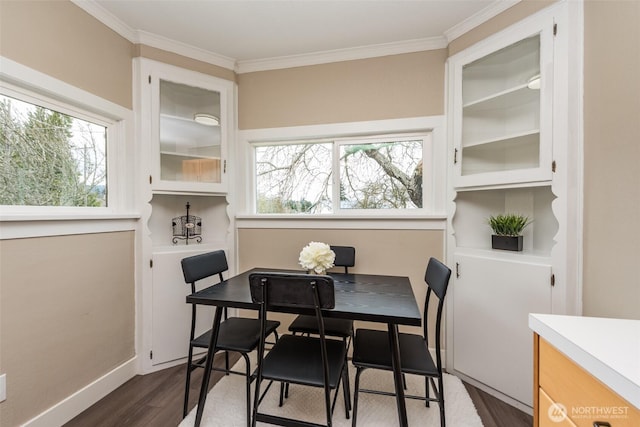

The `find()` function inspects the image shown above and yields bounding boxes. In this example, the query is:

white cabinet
[138,58,234,194]
[151,247,213,366]
[452,14,554,188]
[453,252,551,405]
[446,2,581,411]
[134,58,236,373]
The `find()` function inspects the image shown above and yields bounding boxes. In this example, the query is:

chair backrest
[330,245,355,273]
[249,272,336,376]
[423,257,452,368]
[181,250,228,293]
[248,272,335,310]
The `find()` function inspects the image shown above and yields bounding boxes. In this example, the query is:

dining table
[186,267,423,427]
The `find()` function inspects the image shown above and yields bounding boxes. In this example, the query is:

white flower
[299,241,335,274]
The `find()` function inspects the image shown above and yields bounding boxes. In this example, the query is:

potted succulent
[488,213,532,251]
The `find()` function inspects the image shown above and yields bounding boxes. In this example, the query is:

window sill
[235,213,447,230]
[0,212,140,222]
[0,212,140,239]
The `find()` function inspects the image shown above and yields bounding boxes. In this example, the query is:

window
[1,92,108,207]
[254,133,431,214]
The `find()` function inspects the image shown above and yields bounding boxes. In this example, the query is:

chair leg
[251,371,262,427]
[241,353,252,427]
[437,376,445,427]
[225,350,230,374]
[323,375,333,427]
[351,368,363,427]
[279,382,285,407]
[343,337,352,412]
[342,366,351,420]
[425,375,430,407]
[183,346,195,418]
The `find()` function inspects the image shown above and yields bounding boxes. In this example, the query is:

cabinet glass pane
[159,80,221,184]
[461,35,541,176]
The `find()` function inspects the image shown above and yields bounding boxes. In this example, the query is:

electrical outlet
[0,374,6,402]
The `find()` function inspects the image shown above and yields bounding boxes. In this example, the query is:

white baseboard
[22,356,138,427]
[453,370,534,416]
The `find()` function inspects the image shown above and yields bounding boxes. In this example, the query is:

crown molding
[73,0,519,74]
[444,0,521,43]
[135,31,236,71]
[236,37,447,74]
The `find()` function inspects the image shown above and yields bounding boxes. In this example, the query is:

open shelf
[148,193,229,249]
[452,186,557,257]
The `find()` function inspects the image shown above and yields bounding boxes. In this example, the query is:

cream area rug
[180,356,483,427]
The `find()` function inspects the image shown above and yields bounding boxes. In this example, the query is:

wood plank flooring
[65,354,532,427]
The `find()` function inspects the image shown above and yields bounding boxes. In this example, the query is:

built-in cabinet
[446,2,580,411]
[135,58,236,373]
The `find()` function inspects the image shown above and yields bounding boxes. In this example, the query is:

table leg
[388,323,408,427]
[194,306,223,427]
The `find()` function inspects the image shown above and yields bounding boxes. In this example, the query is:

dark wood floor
[65,353,532,427]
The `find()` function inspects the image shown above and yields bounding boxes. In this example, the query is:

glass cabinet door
[140,59,234,194]
[159,80,222,186]
[452,20,554,188]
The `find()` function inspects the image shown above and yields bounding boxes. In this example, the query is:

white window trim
[0,57,138,237]
[236,116,446,219]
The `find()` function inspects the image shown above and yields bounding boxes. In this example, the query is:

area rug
[180,354,482,427]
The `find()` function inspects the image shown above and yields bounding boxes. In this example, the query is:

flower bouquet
[299,241,335,275]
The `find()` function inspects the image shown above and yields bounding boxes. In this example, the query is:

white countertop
[529,313,640,410]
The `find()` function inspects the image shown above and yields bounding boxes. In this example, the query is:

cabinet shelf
[454,246,552,264]
[463,84,538,112]
[160,114,221,149]
[160,151,220,160]
[462,129,539,149]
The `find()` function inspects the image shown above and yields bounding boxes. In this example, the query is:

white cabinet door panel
[151,249,214,366]
[453,253,551,406]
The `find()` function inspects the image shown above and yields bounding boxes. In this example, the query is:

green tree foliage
[0,98,103,206]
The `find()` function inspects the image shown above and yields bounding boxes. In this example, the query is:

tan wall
[237,49,447,129]
[582,0,640,319]
[0,0,134,109]
[237,228,444,340]
[0,232,135,427]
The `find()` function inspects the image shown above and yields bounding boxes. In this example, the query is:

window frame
[238,116,446,218]
[0,56,135,220]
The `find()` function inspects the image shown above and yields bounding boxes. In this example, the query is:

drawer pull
[593,422,611,427]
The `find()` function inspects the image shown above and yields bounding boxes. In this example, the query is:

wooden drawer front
[539,388,578,427]
[539,338,640,427]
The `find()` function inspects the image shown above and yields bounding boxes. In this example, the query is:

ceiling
[75,0,515,71]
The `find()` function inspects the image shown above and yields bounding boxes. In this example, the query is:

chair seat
[352,329,438,376]
[288,315,353,338]
[192,317,280,353]
[260,335,347,388]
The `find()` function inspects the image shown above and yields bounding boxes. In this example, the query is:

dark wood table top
[186,267,422,326]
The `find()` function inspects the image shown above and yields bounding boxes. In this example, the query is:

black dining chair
[350,257,452,427]
[181,250,280,426]
[288,245,355,345]
[287,245,355,406]
[249,272,351,427]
